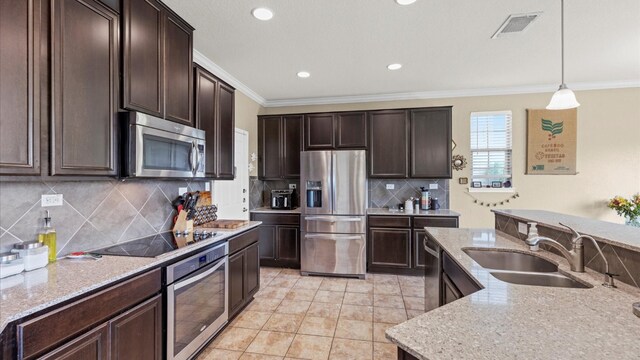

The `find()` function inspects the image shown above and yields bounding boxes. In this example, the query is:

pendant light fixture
[547,0,580,110]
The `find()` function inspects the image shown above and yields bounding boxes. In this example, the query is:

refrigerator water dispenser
[306,181,322,208]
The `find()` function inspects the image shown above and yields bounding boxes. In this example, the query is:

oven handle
[174,256,226,291]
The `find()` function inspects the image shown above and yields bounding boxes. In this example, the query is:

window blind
[470,111,512,181]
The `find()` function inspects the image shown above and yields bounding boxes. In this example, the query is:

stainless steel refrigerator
[300,150,367,278]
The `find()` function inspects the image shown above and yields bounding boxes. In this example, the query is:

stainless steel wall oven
[165,242,228,360]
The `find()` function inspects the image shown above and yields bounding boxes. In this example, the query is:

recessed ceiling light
[297,71,310,78]
[395,0,417,5]
[252,7,273,21]
[387,63,402,70]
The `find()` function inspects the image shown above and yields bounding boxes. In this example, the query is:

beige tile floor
[197,267,426,360]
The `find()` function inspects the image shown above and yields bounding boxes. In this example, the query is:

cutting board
[200,220,249,229]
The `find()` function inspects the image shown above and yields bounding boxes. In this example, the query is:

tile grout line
[3,198,41,239]
[609,246,640,288]
[114,186,158,243]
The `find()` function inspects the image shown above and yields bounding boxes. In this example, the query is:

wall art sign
[526,108,577,175]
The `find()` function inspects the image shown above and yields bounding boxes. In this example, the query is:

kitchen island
[386,227,640,360]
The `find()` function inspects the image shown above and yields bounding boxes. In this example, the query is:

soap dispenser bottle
[38,210,57,263]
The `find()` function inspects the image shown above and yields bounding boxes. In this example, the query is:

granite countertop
[493,209,640,252]
[0,222,262,334]
[367,208,461,217]
[250,207,301,214]
[386,227,640,360]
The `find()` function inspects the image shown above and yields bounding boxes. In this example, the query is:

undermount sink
[490,271,592,289]
[463,248,558,272]
[463,248,592,289]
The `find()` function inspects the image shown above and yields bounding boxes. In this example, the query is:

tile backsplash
[249,177,300,209]
[0,180,207,257]
[495,213,640,288]
[369,179,449,209]
[249,176,449,210]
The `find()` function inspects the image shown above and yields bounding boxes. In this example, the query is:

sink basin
[490,271,592,289]
[463,249,558,272]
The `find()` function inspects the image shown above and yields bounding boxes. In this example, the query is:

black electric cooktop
[92,230,219,258]
[93,232,177,257]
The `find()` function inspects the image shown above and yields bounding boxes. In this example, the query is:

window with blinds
[470,111,512,186]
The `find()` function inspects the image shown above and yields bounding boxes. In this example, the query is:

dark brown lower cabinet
[18,270,162,360]
[441,250,481,303]
[228,240,260,319]
[39,324,108,360]
[277,226,300,265]
[367,216,459,275]
[368,228,412,269]
[398,348,420,360]
[441,273,463,305]
[251,213,301,268]
[109,295,162,360]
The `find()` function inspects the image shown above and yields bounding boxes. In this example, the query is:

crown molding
[262,80,640,108]
[188,53,639,109]
[193,49,266,106]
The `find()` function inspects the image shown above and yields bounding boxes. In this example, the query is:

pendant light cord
[561,0,565,86]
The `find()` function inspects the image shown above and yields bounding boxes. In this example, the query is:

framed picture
[471,181,482,188]
[526,108,577,175]
[492,181,503,188]
[459,177,468,185]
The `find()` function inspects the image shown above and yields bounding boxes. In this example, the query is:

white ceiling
[165,0,640,105]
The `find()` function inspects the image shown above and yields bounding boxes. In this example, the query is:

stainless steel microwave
[122,112,205,178]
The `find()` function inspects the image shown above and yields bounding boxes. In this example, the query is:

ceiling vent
[491,12,542,39]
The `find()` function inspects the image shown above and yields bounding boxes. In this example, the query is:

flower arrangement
[607,194,640,222]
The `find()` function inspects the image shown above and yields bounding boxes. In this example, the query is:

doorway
[212,129,249,220]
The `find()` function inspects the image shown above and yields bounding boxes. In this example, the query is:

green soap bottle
[38,210,57,263]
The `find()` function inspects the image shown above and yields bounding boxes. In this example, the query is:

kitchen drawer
[228,227,259,255]
[368,216,411,228]
[17,269,161,359]
[251,213,300,226]
[414,216,459,229]
[442,251,481,296]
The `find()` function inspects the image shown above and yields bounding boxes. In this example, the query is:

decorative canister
[0,252,24,278]
[12,241,48,271]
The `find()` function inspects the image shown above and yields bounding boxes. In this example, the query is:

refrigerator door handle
[305,216,362,222]
[331,151,337,214]
[304,234,363,241]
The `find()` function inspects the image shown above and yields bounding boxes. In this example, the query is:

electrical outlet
[289,184,296,190]
[179,187,188,195]
[429,184,438,190]
[41,194,63,207]
[205,182,211,191]
[518,222,528,235]
[386,184,395,190]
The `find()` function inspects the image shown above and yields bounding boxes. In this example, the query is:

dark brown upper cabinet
[217,82,235,179]
[50,0,119,176]
[336,112,367,149]
[194,65,235,179]
[258,115,302,180]
[0,0,41,175]
[368,109,409,178]
[303,112,367,150]
[304,113,335,150]
[410,107,452,178]
[164,12,193,125]
[122,0,194,125]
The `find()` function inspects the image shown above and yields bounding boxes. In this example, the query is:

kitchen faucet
[526,222,617,288]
